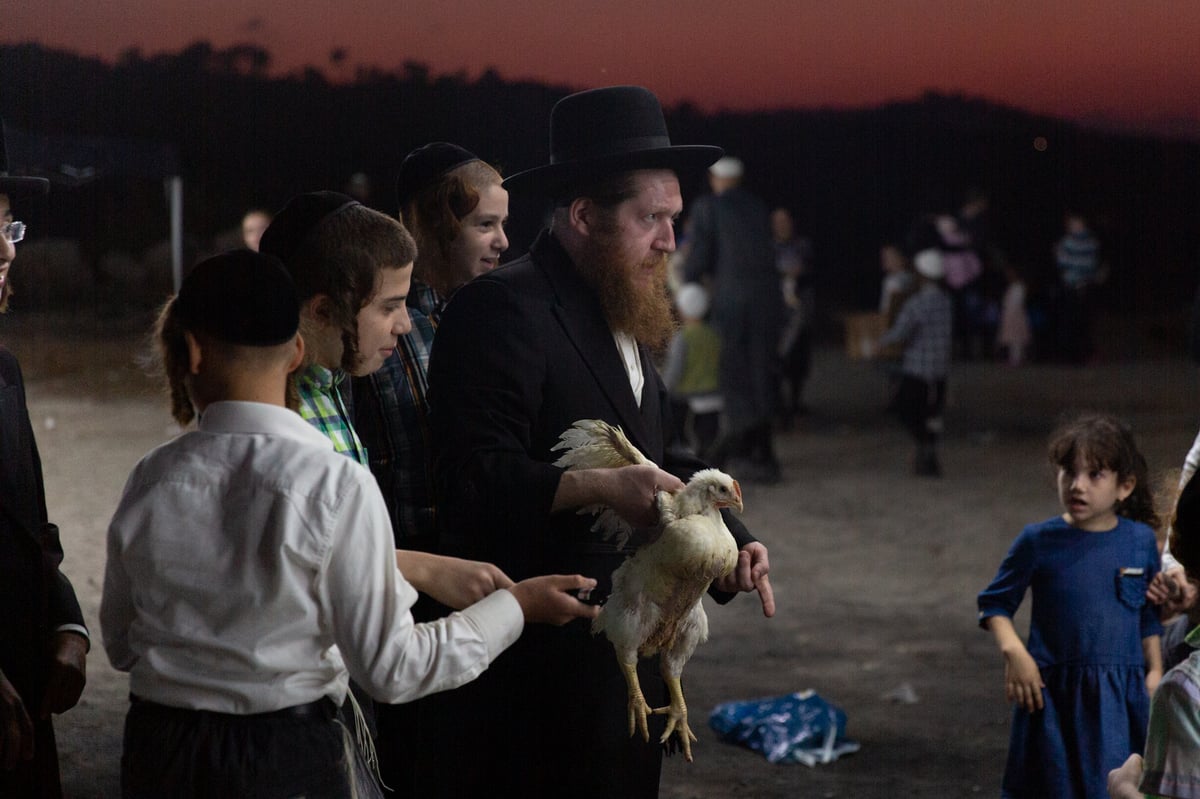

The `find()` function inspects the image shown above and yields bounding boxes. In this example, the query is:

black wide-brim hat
[0,175,49,199]
[503,86,722,199]
[0,116,49,198]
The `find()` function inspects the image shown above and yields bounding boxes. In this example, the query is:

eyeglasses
[1,221,25,244]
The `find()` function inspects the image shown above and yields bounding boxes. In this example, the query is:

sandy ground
[10,313,1199,798]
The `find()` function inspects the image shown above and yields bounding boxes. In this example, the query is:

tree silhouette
[2,41,1198,318]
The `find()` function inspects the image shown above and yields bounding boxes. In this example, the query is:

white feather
[552,419,657,545]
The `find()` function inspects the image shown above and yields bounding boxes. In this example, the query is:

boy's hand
[396,551,514,610]
[1107,753,1145,799]
[1146,569,1177,604]
[1003,647,1045,713]
[509,575,602,625]
[1147,568,1199,617]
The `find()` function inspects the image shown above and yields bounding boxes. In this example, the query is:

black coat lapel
[0,350,39,537]
[637,347,665,461]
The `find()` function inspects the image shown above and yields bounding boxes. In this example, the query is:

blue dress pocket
[1116,567,1147,610]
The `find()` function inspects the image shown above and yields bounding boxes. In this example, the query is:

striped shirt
[1056,230,1101,289]
[297,364,367,466]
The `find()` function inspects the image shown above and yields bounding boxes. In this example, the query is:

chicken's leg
[652,670,698,762]
[618,658,653,742]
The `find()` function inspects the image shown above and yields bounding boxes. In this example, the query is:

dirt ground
[9,311,1199,798]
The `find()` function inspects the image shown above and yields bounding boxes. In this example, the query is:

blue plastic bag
[708,690,860,766]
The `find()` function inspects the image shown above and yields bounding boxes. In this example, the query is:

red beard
[571,225,677,352]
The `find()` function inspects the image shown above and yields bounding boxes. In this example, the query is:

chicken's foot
[652,673,698,762]
[619,659,652,742]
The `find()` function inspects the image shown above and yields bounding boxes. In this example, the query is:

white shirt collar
[198,401,332,449]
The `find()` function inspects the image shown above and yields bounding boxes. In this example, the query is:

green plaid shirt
[297,364,367,466]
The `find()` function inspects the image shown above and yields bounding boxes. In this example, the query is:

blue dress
[977,516,1163,799]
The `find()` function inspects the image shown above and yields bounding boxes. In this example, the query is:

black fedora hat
[503,86,722,198]
[0,117,49,198]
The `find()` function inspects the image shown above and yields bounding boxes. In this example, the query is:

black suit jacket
[417,231,756,798]
[430,229,754,580]
[0,348,86,687]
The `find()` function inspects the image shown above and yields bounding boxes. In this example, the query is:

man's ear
[565,196,595,237]
[184,331,203,375]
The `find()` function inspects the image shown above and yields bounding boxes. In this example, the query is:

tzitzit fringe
[336,689,389,798]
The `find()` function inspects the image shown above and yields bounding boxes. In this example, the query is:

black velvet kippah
[259,191,359,266]
[176,250,299,346]
[395,142,480,209]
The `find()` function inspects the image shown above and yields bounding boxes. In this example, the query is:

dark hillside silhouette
[3,41,1199,322]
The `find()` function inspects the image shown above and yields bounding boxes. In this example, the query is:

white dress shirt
[613,330,644,407]
[100,401,522,714]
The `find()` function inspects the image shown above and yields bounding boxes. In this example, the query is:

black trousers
[780,326,812,415]
[669,398,720,459]
[121,696,355,799]
[893,375,946,445]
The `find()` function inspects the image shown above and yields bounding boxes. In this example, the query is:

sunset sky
[7,1,1200,134]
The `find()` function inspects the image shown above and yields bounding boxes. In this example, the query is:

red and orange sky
[7,1,1200,134]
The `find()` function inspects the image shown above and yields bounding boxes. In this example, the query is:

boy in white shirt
[100,250,598,798]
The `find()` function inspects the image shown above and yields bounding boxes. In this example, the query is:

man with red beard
[417,86,773,798]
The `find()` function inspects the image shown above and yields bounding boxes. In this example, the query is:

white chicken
[552,419,743,761]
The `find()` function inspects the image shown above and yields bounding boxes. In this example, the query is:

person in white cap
[682,154,786,483]
[875,248,953,476]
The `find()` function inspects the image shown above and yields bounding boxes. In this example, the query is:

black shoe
[913,446,941,477]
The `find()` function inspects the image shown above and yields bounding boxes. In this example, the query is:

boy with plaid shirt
[876,248,953,476]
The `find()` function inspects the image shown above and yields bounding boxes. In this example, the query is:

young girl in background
[996,262,1031,366]
[978,413,1163,798]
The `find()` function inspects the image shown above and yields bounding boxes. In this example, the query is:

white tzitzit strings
[336,690,389,798]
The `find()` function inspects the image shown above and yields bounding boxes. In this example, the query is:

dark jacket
[683,187,784,428]
[0,347,86,798]
[683,186,780,318]
[415,230,756,798]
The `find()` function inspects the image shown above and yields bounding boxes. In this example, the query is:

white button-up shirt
[100,401,522,714]
[613,330,644,407]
